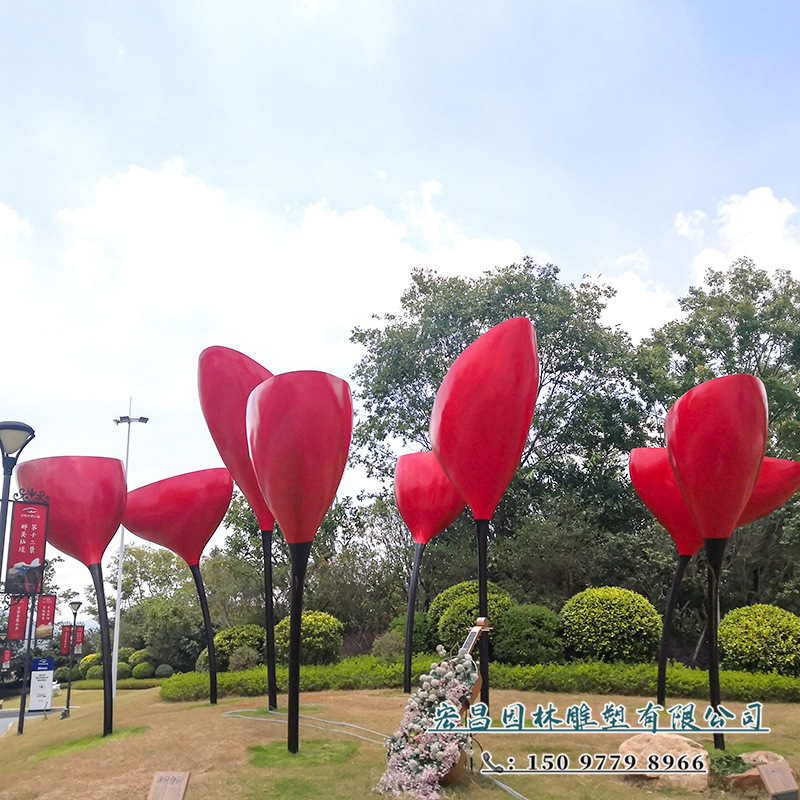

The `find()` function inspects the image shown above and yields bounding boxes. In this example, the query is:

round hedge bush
[229,646,260,672]
[720,604,800,676]
[129,648,154,667]
[388,611,433,654]
[275,610,344,665]
[437,593,514,651]
[117,662,133,680]
[54,666,71,683]
[428,580,512,635]
[79,653,102,677]
[214,624,266,672]
[371,630,405,662]
[86,665,104,680]
[561,586,661,663]
[132,661,156,679]
[493,603,564,666]
[155,664,174,679]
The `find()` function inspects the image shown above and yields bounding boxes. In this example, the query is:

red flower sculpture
[16,455,127,737]
[665,373,768,539]
[123,468,233,566]
[430,317,539,519]
[736,456,800,527]
[247,371,352,545]
[17,456,126,568]
[198,346,275,530]
[246,370,352,752]
[394,451,465,546]
[629,448,703,557]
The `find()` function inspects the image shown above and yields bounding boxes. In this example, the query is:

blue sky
[2,1,800,602]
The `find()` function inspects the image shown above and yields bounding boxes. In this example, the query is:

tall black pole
[475,518,490,708]
[190,564,217,705]
[404,543,425,693]
[64,608,79,718]
[704,537,728,751]
[16,594,37,735]
[88,562,113,736]
[261,528,278,710]
[287,540,312,754]
[657,554,692,706]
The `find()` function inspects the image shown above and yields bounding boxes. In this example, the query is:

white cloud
[586,267,679,344]
[685,187,800,282]
[674,209,707,241]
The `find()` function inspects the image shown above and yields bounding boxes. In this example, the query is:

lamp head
[0,421,35,459]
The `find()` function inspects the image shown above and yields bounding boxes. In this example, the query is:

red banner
[75,625,84,654]
[35,595,57,639]
[5,501,48,595]
[7,597,29,641]
[60,625,72,655]
[1,649,11,670]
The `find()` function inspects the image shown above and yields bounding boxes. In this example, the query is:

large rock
[723,751,794,792]
[619,732,709,792]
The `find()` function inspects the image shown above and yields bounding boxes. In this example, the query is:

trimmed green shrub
[275,610,344,665]
[160,655,800,704]
[214,625,266,672]
[132,662,156,679]
[155,664,174,679]
[720,604,800,677]
[129,648,154,667]
[86,665,104,680]
[117,662,133,680]
[438,593,514,650]
[561,586,661,663]
[54,666,71,682]
[388,612,432,654]
[493,603,564,665]
[118,647,136,664]
[229,646,260,672]
[79,653,102,677]
[428,580,512,635]
[371,630,405,662]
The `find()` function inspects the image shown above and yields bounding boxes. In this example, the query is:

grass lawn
[0,686,797,799]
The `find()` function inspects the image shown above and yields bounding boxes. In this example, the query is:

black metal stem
[190,564,217,705]
[16,594,37,735]
[404,543,425,693]
[89,562,113,736]
[657,554,691,706]
[64,610,79,717]
[261,529,278,710]
[0,464,13,582]
[475,518,490,708]
[287,540,312,753]
[705,537,728,750]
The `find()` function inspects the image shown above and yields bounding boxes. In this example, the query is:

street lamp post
[62,600,82,719]
[0,421,35,587]
[111,404,148,698]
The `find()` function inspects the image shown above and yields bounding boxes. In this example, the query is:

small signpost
[147,772,190,800]
[28,657,54,712]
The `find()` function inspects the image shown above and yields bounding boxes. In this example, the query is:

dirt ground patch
[0,687,797,799]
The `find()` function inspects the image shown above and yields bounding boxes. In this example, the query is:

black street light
[62,600,82,719]
[0,421,35,586]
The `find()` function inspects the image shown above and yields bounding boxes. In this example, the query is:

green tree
[350,260,652,605]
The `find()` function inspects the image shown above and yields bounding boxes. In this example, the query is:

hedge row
[75,678,164,690]
[159,655,800,703]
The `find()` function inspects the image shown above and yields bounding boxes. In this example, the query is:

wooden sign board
[758,762,799,800]
[147,772,190,800]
